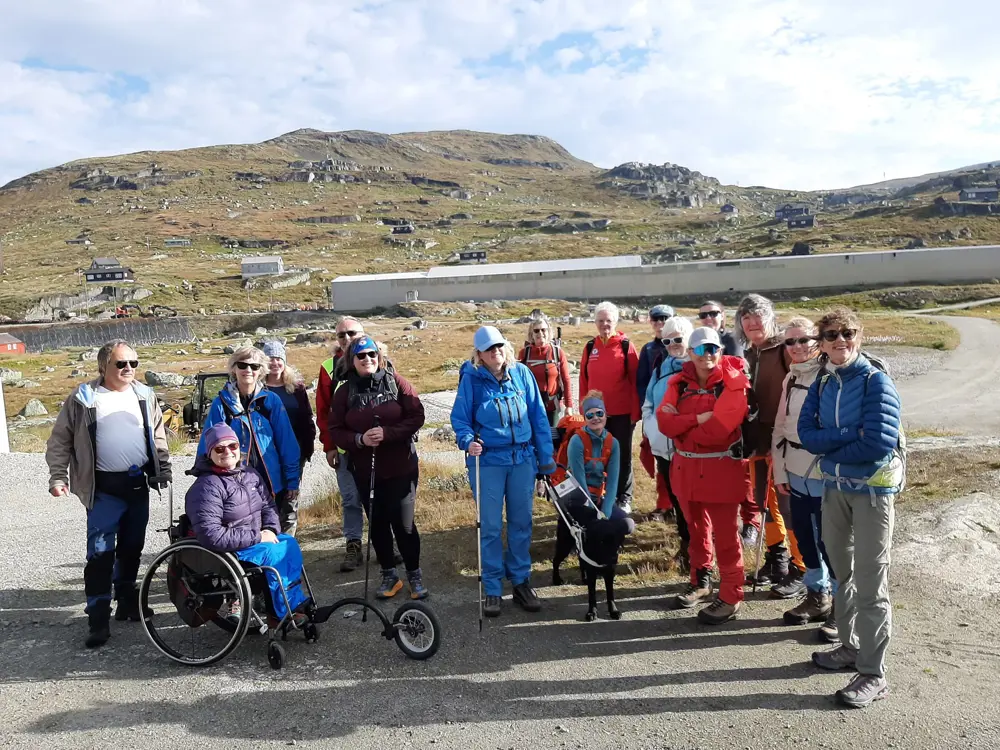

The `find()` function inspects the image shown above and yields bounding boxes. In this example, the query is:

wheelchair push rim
[139,540,252,667]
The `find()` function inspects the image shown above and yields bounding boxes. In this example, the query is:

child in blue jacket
[451,326,555,618]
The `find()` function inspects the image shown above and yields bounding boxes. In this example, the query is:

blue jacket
[636,339,668,403]
[567,426,620,518]
[198,382,301,495]
[797,354,902,495]
[641,354,686,458]
[451,360,555,472]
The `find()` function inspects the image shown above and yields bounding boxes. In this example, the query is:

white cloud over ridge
[1,0,998,190]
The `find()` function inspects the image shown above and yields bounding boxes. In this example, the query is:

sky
[1,0,999,191]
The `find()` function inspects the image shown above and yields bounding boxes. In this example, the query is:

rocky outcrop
[0,368,22,385]
[599,161,723,208]
[410,176,461,189]
[71,164,201,191]
[484,158,566,169]
[24,287,152,323]
[19,399,48,417]
[295,214,361,224]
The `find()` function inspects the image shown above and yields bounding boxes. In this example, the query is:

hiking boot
[771,566,806,599]
[114,586,152,622]
[812,644,858,671]
[483,595,502,618]
[747,543,788,587]
[697,597,741,625]
[407,568,429,600]
[674,567,713,609]
[783,588,832,625]
[836,673,889,709]
[740,523,759,548]
[84,600,111,649]
[340,539,363,573]
[819,605,840,643]
[375,569,403,599]
[512,581,542,612]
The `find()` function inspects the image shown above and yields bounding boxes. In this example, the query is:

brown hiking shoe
[818,604,840,643]
[674,567,713,609]
[783,588,832,625]
[697,597,741,625]
[340,539,363,573]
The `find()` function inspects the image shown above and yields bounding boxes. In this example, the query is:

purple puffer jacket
[184,456,280,552]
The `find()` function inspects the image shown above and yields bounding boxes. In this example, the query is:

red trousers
[687,501,744,605]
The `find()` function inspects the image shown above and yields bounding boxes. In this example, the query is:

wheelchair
[138,482,441,669]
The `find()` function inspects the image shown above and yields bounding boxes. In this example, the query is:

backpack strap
[583,339,595,380]
[621,338,630,378]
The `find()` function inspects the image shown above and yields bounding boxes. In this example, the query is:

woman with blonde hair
[451,326,555,618]
[518,314,573,425]
[263,341,316,488]
[198,346,301,532]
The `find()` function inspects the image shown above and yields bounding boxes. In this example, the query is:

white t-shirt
[95,386,148,472]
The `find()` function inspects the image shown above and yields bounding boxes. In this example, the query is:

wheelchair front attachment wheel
[392,602,441,660]
[267,641,286,670]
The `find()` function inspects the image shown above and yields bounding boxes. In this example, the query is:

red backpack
[552,414,614,498]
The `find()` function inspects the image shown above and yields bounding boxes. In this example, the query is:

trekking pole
[752,501,769,595]
[474,432,484,632]
[362,415,380,622]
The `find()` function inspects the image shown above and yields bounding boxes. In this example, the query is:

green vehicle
[182,372,230,435]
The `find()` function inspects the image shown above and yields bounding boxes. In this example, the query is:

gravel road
[3,320,1000,749]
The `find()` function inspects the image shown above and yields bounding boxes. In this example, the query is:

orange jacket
[517,343,574,410]
[578,332,640,421]
[656,356,751,504]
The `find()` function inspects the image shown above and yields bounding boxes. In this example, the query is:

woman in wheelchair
[185,423,307,622]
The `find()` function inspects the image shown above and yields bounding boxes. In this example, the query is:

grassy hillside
[1,129,998,321]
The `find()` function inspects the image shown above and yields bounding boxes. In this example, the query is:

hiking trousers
[686,500,744,605]
[654,456,688,547]
[751,457,805,571]
[337,457,364,542]
[354,471,422,574]
[85,489,149,610]
[788,487,834,593]
[822,487,895,677]
[605,414,635,509]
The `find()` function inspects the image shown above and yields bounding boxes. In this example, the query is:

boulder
[70,368,86,377]
[905,237,925,249]
[790,241,813,256]
[432,425,456,442]
[223,339,253,354]
[0,368,22,385]
[79,349,99,361]
[144,371,187,387]
[19,399,48,417]
[16,379,41,388]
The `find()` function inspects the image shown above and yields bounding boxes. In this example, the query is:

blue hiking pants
[85,490,149,610]
[468,461,536,597]
[789,487,835,593]
[236,534,308,620]
[337,458,364,542]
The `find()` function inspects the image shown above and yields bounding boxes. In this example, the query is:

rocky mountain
[597,162,725,208]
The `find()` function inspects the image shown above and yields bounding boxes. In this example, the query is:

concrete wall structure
[330,245,1000,312]
[1,318,194,353]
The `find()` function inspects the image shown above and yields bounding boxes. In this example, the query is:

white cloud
[1,0,999,189]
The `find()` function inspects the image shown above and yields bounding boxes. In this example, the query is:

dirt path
[896,316,1000,435]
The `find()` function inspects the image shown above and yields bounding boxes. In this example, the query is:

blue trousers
[789,487,835,593]
[236,534,307,620]
[85,490,149,610]
[337,458,364,542]
[468,461,536,597]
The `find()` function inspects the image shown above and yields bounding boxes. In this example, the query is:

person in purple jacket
[185,423,307,620]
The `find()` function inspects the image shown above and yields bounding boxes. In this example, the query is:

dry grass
[902,447,1000,506]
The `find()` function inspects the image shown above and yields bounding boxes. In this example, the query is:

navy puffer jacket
[797,354,903,495]
[185,456,280,552]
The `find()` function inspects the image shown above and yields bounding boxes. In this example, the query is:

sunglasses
[212,442,240,454]
[693,344,721,356]
[584,409,605,420]
[532,328,548,334]
[651,315,670,323]
[235,361,262,371]
[784,336,816,347]
[485,343,504,353]
[698,310,721,319]
[664,336,685,344]
[337,330,360,339]
[821,328,858,343]
[115,360,139,369]
[355,350,378,361]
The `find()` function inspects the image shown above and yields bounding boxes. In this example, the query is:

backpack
[550,414,615,499]
[520,342,564,401]
[675,375,759,460]
[582,337,631,381]
[816,351,907,492]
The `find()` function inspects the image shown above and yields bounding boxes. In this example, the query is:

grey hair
[227,346,266,383]
[735,293,779,345]
[525,313,552,344]
[594,301,619,324]
[97,339,132,375]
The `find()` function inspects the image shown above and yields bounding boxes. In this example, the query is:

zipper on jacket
[832,371,843,428]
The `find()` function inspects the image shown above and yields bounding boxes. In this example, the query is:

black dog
[552,500,631,622]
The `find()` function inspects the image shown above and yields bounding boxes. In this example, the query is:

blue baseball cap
[473,326,506,352]
[350,336,378,357]
[650,304,674,318]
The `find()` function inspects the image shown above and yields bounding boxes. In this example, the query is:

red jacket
[656,356,751,504]
[517,343,574,410]
[316,352,346,453]
[578,332,640,421]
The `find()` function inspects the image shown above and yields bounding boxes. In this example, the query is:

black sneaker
[340,539,362,573]
[512,581,542,612]
[84,600,111,649]
[483,595,502,617]
[770,567,806,599]
[747,543,788,587]
[114,586,152,622]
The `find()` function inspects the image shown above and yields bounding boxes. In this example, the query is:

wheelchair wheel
[392,602,441,660]
[267,641,285,670]
[139,541,252,666]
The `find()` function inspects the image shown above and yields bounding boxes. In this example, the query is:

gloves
[149,474,172,490]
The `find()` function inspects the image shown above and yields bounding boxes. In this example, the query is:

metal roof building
[330,246,1000,312]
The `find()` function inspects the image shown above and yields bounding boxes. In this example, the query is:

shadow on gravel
[26,667,838,740]
[0,588,83,611]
